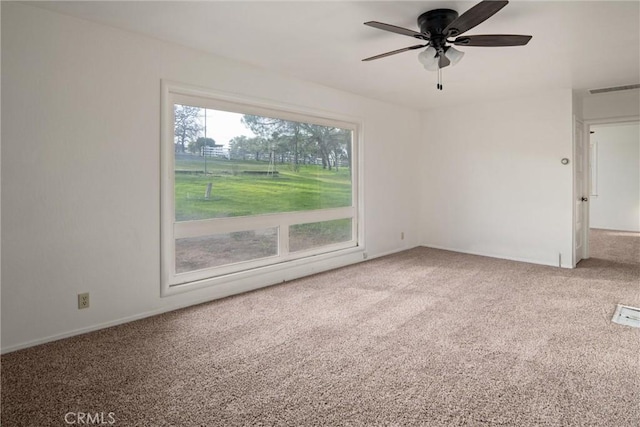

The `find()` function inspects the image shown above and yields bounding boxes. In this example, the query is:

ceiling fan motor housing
[418,9,459,34]
[418,9,459,51]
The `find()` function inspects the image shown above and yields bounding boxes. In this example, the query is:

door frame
[573,116,587,266]
[577,115,640,264]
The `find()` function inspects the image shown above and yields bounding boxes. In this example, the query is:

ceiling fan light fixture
[444,46,464,66]
[418,46,438,70]
[424,59,440,71]
[363,0,532,89]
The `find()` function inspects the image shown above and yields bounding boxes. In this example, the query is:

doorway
[583,120,640,263]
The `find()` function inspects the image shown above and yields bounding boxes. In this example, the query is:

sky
[201,109,255,148]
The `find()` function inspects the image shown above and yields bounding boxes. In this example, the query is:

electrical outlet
[78,292,90,309]
[401,232,405,240]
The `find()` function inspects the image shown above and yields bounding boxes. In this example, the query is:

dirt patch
[175,227,351,273]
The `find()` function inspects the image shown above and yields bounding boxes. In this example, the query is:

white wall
[583,90,640,121]
[589,123,640,232]
[573,90,584,120]
[419,91,574,267]
[1,3,421,352]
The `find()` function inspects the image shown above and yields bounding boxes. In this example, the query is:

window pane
[174,104,352,222]
[289,219,352,253]
[175,228,278,273]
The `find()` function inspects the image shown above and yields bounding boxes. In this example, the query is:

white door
[574,118,588,266]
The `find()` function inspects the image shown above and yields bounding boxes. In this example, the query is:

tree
[239,114,351,173]
[188,137,217,155]
[174,105,203,153]
[229,135,268,161]
[300,124,342,170]
[341,129,352,169]
[327,128,351,171]
[229,135,251,160]
[242,115,308,171]
[280,121,305,171]
[241,115,284,141]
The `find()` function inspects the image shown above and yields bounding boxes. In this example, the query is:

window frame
[160,81,364,296]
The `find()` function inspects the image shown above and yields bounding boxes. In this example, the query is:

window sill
[161,245,365,297]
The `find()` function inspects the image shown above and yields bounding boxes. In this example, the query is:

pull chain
[436,67,443,90]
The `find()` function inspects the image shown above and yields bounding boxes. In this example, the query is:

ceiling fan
[362,0,532,90]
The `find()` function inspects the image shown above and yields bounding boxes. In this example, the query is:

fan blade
[364,21,429,40]
[444,0,509,36]
[453,34,532,47]
[362,44,427,61]
[438,54,451,69]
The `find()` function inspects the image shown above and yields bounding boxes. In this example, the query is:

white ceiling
[30,1,640,110]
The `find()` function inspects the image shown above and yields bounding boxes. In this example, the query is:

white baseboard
[1,306,193,354]
[590,226,640,233]
[421,243,573,269]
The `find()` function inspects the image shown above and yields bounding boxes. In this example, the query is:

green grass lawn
[175,155,352,221]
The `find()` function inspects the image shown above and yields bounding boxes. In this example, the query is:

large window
[161,82,360,293]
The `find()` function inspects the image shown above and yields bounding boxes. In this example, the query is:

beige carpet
[2,229,639,426]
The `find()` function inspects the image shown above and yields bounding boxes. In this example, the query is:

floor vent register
[612,304,640,328]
